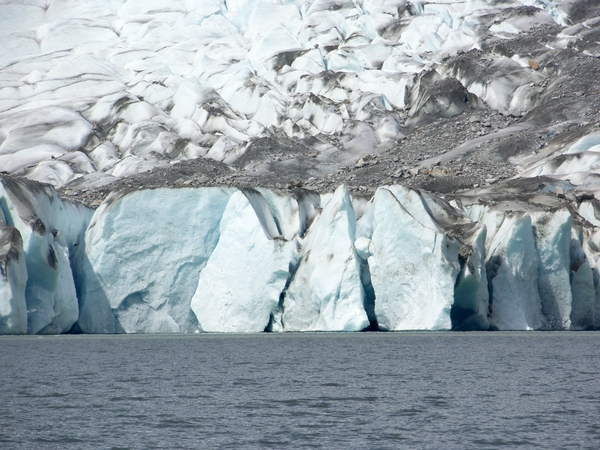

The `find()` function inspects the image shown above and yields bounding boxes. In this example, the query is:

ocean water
[0,332,599,449]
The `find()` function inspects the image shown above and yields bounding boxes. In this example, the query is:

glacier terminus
[1,0,600,333]
[1,176,599,334]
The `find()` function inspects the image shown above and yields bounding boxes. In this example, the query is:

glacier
[79,187,234,333]
[190,189,295,333]
[281,185,369,332]
[0,178,93,334]
[360,186,460,331]
[0,0,593,189]
[1,0,600,334]
[0,213,27,334]
[1,176,599,334]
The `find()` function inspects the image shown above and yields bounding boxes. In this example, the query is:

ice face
[451,223,490,331]
[530,210,573,330]
[361,185,490,331]
[569,229,597,330]
[191,189,298,332]
[80,187,234,333]
[367,187,460,330]
[577,226,600,331]
[3,177,600,334]
[282,185,369,331]
[487,214,545,331]
[0,217,27,335]
[0,178,92,334]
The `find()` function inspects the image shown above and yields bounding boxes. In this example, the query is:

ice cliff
[1,177,599,334]
[0,178,92,334]
[1,0,599,334]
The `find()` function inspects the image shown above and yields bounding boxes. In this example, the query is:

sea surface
[1,332,599,449]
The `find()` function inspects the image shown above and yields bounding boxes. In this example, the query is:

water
[1,332,599,449]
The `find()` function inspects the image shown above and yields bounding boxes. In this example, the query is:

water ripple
[0,332,599,449]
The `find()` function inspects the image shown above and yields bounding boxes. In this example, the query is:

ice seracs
[357,185,492,331]
[80,187,234,333]
[0,0,577,188]
[75,183,600,333]
[0,177,92,334]
[461,197,600,331]
[281,185,369,331]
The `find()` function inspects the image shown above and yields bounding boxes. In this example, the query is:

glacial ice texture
[191,190,294,333]
[0,0,577,187]
[80,187,234,333]
[0,178,92,334]
[281,186,369,332]
[366,187,460,330]
[2,179,600,333]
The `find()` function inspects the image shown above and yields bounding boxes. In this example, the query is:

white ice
[80,187,234,333]
[282,185,369,331]
[191,190,296,332]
